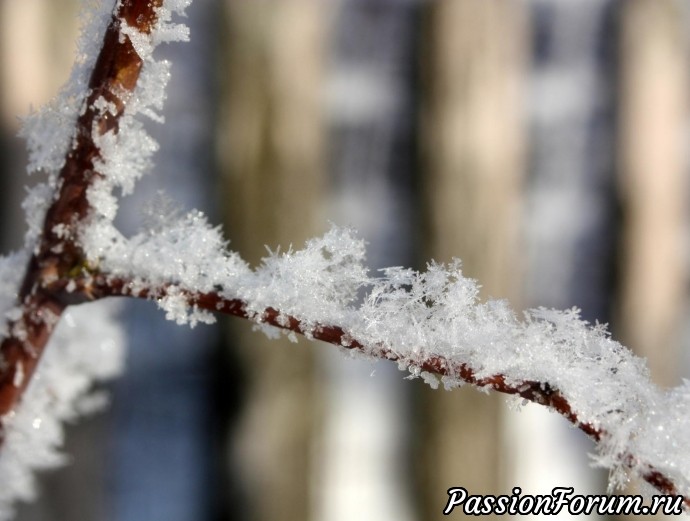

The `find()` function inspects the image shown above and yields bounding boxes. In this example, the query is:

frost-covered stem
[72,273,688,506]
[0,0,161,421]
[0,0,686,510]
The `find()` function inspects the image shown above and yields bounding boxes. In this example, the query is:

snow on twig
[0,0,688,518]
[76,228,689,505]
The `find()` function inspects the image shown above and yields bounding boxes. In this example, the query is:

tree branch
[59,271,686,506]
[0,0,161,421]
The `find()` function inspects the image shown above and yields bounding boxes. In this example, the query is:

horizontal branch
[66,272,687,506]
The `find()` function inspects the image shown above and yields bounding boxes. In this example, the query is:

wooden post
[418,0,527,515]
[618,0,688,388]
[217,2,326,520]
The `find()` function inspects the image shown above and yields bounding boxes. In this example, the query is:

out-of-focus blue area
[109,302,216,521]
[108,1,220,520]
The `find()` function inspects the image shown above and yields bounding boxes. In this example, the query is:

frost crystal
[215,228,689,496]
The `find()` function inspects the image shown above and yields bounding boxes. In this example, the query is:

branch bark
[0,0,161,421]
[0,0,686,511]
[72,272,686,506]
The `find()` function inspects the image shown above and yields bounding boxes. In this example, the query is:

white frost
[89,205,690,496]
[0,301,124,521]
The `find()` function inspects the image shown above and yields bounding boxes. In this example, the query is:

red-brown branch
[0,0,162,421]
[56,272,685,506]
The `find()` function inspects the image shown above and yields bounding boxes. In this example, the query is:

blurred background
[1,0,690,519]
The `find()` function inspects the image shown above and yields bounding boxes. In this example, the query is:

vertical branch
[0,0,161,422]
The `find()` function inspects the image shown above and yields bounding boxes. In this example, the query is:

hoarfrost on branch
[0,0,687,518]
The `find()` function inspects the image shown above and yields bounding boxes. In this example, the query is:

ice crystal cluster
[0,298,123,516]
[0,257,123,519]
[0,0,689,518]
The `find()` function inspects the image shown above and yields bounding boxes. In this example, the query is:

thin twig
[67,272,687,506]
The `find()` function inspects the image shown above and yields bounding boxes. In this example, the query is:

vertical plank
[617,1,687,517]
[618,0,688,388]
[0,0,79,252]
[217,3,326,521]
[418,0,527,516]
